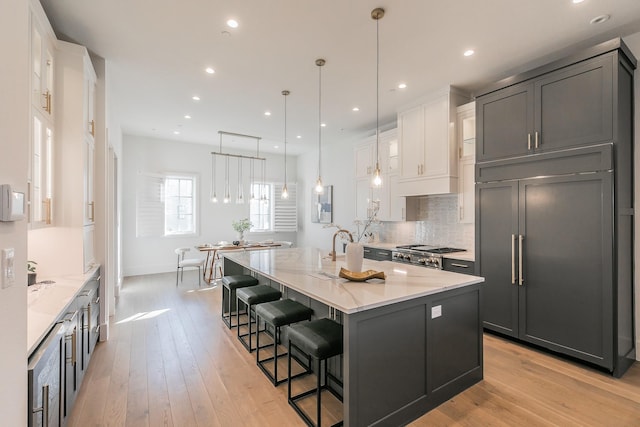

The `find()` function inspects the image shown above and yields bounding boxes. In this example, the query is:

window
[249,183,272,231]
[164,176,196,235]
[249,182,297,232]
[136,173,197,237]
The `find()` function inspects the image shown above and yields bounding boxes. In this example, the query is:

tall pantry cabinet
[475,38,635,377]
[55,41,97,273]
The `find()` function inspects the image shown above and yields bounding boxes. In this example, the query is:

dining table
[196,242,282,283]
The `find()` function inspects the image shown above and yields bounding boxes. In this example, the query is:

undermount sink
[323,253,345,260]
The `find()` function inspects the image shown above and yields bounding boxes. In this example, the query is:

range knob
[417,258,427,264]
[403,254,412,260]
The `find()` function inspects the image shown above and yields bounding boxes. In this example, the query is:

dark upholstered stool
[255,299,313,386]
[287,318,343,427]
[221,275,259,328]
[236,285,282,352]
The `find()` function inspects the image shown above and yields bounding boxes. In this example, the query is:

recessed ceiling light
[173,131,180,135]
[274,145,279,149]
[464,49,475,57]
[352,107,360,112]
[590,14,610,24]
[398,83,407,89]
[192,95,200,101]
[572,0,584,4]
[296,135,302,139]
[226,19,238,28]
[321,123,326,127]
[205,67,215,74]
[264,111,271,116]
[184,115,191,119]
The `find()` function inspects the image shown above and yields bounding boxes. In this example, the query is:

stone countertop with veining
[27,266,100,356]
[223,247,483,314]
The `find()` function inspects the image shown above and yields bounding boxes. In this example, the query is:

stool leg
[247,303,253,351]
[273,326,279,384]
[287,339,293,401]
[317,358,322,427]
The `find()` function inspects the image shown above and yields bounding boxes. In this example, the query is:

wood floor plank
[69,272,640,427]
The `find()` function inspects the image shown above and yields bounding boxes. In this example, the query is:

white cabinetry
[354,129,405,222]
[29,1,56,227]
[55,41,97,272]
[456,101,475,224]
[397,87,469,196]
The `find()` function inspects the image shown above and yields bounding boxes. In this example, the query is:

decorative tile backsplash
[377,194,474,249]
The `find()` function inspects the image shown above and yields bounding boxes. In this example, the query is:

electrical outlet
[431,305,442,319]
[1,248,15,288]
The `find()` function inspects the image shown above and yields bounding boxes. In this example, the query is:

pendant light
[281,90,290,199]
[314,58,326,194]
[223,155,230,203]
[371,7,385,188]
[210,154,218,203]
[236,157,244,204]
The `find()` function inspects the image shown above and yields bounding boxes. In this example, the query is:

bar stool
[221,275,259,328]
[287,318,344,427]
[255,299,313,385]
[236,285,282,352]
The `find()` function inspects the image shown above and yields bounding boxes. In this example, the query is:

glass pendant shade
[282,90,290,200]
[210,154,218,203]
[315,177,324,194]
[236,157,244,204]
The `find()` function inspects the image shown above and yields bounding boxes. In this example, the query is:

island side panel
[343,283,482,427]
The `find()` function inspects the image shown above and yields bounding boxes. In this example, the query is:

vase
[236,231,245,245]
[345,242,364,273]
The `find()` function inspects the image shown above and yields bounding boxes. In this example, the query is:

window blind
[136,173,164,237]
[274,183,297,232]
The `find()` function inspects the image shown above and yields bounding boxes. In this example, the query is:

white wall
[122,134,297,276]
[0,0,29,424]
[622,32,640,361]
[296,138,358,253]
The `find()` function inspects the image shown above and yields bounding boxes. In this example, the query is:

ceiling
[40,0,640,155]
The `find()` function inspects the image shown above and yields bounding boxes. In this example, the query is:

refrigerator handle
[511,234,516,284]
[518,235,524,285]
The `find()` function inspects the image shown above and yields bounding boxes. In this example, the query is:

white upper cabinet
[456,101,476,224]
[29,0,56,228]
[354,129,405,222]
[397,87,469,196]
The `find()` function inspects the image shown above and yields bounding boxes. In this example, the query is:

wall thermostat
[0,184,25,222]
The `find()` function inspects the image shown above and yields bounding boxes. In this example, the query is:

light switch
[431,305,442,319]
[1,248,15,288]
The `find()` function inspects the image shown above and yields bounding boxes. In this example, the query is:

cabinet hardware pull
[450,263,469,268]
[511,234,516,284]
[377,251,388,256]
[90,119,95,137]
[33,384,49,427]
[518,235,524,285]
[72,328,77,365]
[94,296,100,304]
[535,131,539,149]
[527,133,531,150]
[89,201,95,222]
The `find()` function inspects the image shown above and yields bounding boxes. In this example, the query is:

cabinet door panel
[518,173,613,368]
[477,83,533,162]
[476,181,519,336]
[399,106,423,179]
[423,95,449,177]
[535,56,613,151]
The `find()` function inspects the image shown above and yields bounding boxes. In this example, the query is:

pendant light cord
[318,62,322,180]
[376,15,380,165]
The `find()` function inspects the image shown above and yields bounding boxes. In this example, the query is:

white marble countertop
[223,247,483,314]
[27,266,100,355]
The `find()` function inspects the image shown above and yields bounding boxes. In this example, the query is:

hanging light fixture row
[210,130,267,204]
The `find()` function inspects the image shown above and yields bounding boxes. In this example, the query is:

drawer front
[363,247,392,261]
[443,258,475,275]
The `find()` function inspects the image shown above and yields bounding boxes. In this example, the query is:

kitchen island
[223,247,484,426]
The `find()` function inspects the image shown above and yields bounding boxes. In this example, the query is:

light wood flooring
[68,272,640,427]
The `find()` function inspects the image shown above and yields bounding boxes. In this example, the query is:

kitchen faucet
[331,229,353,261]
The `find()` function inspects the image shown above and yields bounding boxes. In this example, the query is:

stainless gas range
[391,244,466,269]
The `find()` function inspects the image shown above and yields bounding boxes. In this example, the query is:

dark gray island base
[223,251,483,426]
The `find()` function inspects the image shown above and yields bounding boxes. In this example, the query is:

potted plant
[27,260,38,286]
[232,218,253,244]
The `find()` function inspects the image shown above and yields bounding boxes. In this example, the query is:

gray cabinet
[442,258,475,275]
[477,51,615,162]
[28,324,64,427]
[475,38,635,377]
[478,173,614,368]
[363,246,392,261]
